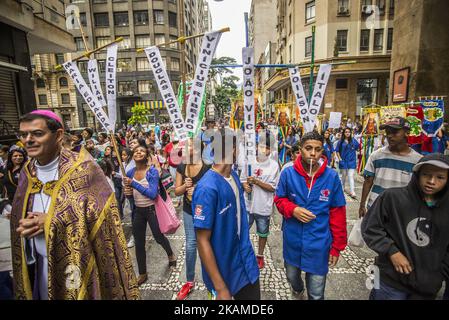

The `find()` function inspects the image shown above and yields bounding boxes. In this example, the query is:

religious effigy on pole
[230,98,245,131]
[358,106,380,173]
[276,103,293,165]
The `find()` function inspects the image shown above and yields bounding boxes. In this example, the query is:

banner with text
[308,64,332,130]
[106,43,118,132]
[185,31,222,135]
[242,47,256,164]
[288,67,312,132]
[145,46,187,141]
[87,59,106,107]
[63,61,112,132]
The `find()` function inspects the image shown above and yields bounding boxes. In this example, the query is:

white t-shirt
[32,156,60,300]
[240,158,280,216]
[224,175,241,238]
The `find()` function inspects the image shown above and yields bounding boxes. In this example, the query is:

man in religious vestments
[10,110,140,300]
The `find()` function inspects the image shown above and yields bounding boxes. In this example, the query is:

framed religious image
[392,67,410,103]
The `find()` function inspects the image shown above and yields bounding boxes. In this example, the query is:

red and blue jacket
[274,155,347,275]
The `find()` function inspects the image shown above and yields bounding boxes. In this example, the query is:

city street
[124,173,376,300]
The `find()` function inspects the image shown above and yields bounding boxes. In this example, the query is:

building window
[61,93,70,104]
[337,0,350,14]
[170,36,178,49]
[305,1,315,23]
[168,12,177,28]
[79,13,87,27]
[138,80,151,94]
[337,30,348,52]
[38,94,48,105]
[114,12,129,26]
[118,81,134,95]
[362,0,372,5]
[389,0,395,14]
[96,36,110,48]
[94,13,109,27]
[135,35,151,48]
[117,58,132,72]
[387,28,393,50]
[289,14,292,35]
[98,60,106,72]
[357,78,378,115]
[171,58,180,71]
[336,78,348,89]
[360,29,370,51]
[75,37,87,51]
[117,35,131,50]
[154,10,164,25]
[36,78,46,88]
[93,0,107,3]
[168,0,176,4]
[305,36,312,57]
[78,61,88,73]
[59,77,68,87]
[55,53,65,65]
[134,10,149,25]
[374,29,383,51]
[376,0,386,14]
[154,34,165,46]
[136,58,150,71]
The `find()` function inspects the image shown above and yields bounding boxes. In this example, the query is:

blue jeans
[369,281,409,300]
[0,271,13,300]
[248,213,270,237]
[284,262,326,300]
[183,211,197,282]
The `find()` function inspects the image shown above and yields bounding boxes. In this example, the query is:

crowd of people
[0,109,448,300]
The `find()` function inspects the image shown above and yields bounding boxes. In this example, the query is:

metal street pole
[179,0,187,118]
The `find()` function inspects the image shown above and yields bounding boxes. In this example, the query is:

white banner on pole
[87,59,106,107]
[329,112,342,129]
[242,47,256,164]
[185,31,222,135]
[308,64,331,130]
[63,61,112,132]
[145,46,187,141]
[288,64,332,132]
[288,67,312,132]
[106,43,118,132]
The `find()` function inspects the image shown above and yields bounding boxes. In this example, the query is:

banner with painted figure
[380,105,407,126]
[276,104,292,165]
[185,31,222,136]
[63,61,112,132]
[362,108,380,135]
[145,46,187,141]
[87,59,107,107]
[242,47,256,164]
[230,99,244,130]
[421,99,444,137]
[106,43,118,131]
[406,104,424,144]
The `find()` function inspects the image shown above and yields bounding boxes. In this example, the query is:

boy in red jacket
[275,131,347,300]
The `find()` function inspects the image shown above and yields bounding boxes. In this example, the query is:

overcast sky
[208,0,252,81]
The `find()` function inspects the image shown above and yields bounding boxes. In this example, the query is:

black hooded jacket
[362,172,449,298]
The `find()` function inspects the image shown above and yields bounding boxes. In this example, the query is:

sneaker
[127,236,135,248]
[256,255,265,269]
[176,282,195,300]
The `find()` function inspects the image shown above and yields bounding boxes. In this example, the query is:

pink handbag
[154,192,180,234]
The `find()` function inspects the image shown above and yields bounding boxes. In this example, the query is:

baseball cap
[412,153,449,172]
[379,117,410,130]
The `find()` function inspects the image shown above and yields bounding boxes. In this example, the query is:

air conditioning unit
[362,5,373,14]
[339,6,349,14]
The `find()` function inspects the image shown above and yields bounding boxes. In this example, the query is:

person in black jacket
[362,153,449,300]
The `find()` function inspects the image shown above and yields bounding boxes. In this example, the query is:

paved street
[124,173,445,300]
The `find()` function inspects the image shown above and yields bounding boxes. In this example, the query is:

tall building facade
[0,0,75,143]
[38,0,212,129]
[262,0,395,120]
